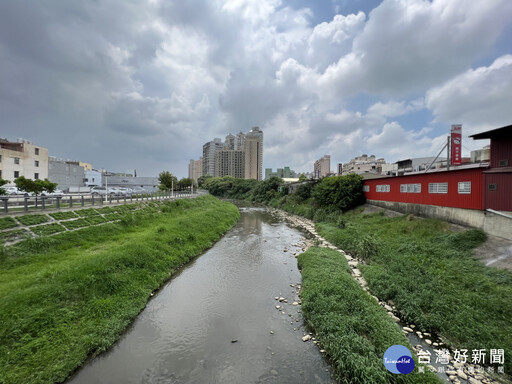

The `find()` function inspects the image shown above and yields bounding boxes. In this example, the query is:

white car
[2,186,34,197]
[40,189,64,197]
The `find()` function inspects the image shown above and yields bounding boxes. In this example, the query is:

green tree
[178,178,193,191]
[158,171,178,191]
[0,178,9,195]
[298,173,307,182]
[197,174,212,188]
[14,177,57,195]
[311,174,365,212]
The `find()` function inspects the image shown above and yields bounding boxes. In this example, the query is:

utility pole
[447,135,451,171]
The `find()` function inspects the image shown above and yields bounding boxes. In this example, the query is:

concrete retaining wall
[367,200,512,241]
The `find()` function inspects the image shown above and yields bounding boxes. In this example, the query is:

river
[68,206,335,384]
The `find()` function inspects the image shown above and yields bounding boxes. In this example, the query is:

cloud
[426,55,512,135]
[0,0,510,177]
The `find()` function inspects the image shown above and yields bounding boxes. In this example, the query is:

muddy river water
[69,207,335,384]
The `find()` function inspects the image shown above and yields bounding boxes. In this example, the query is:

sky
[1,0,511,178]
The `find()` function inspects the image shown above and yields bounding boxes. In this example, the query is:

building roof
[470,124,512,140]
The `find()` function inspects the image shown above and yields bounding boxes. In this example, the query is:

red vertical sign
[451,124,462,165]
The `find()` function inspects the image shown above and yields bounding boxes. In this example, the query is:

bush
[311,174,366,212]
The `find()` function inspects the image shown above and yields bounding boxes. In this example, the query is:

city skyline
[0,1,511,178]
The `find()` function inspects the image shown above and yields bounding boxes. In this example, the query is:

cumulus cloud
[0,0,510,177]
[426,55,512,135]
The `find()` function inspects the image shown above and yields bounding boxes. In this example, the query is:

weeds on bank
[298,247,440,383]
[0,196,239,384]
[317,212,512,375]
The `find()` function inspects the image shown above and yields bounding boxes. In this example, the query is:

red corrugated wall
[363,168,484,210]
[484,172,512,211]
[490,138,512,168]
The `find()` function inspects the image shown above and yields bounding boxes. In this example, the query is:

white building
[0,138,48,183]
[314,155,331,178]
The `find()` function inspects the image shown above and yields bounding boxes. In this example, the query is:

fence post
[81,195,85,207]
[1,197,8,213]
[124,195,127,204]
[92,195,95,206]
[69,195,73,208]
[24,197,29,212]
[56,196,61,209]
[41,197,46,210]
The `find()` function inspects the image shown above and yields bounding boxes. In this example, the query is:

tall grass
[0,196,239,384]
[317,212,512,375]
[298,247,440,383]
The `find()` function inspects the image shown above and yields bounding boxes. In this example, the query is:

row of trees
[201,173,366,212]
[158,171,194,191]
[0,176,57,196]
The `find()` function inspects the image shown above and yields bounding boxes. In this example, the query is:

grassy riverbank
[0,196,239,384]
[298,247,439,383]
[314,210,512,374]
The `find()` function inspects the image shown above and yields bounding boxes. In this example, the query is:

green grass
[298,247,439,383]
[84,215,108,225]
[0,229,30,242]
[61,218,90,230]
[0,217,19,230]
[15,214,51,226]
[76,208,100,217]
[31,223,66,236]
[49,211,78,221]
[314,211,512,375]
[0,196,239,384]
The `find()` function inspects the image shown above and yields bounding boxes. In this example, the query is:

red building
[471,125,512,212]
[363,125,512,213]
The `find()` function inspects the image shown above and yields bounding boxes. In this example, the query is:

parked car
[90,186,115,196]
[40,189,64,197]
[2,186,34,197]
[2,186,20,195]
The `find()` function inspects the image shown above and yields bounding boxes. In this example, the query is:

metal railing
[0,191,198,214]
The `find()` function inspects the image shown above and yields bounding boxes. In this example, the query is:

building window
[34,173,39,180]
[14,157,20,164]
[363,185,370,192]
[400,183,421,193]
[0,170,2,178]
[35,148,40,155]
[429,183,448,194]
[14,171,20,178]
[0,154,2,162]
[376,185,390,192]
[458,182,471,194]
[488,184,498,191]
[499,159,509,167]
[35,160,39,167]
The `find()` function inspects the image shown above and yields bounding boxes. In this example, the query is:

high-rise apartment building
[244,127,263,181]
[0,138,49,182]
[188,158,203,183]
[202,138,224,176]
[314,155,331,178]
[199,127,263,180]
[215,150,244,178]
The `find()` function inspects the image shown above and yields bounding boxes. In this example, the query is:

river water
[69,207,334,384]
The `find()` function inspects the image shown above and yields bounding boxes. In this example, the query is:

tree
[14,176,57,195]
[197,174,212,188]
[0,178,9,195]
[158,171,178,191]
[311,174,365,212]
[298,173,307,182]
[178,178,193,191]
